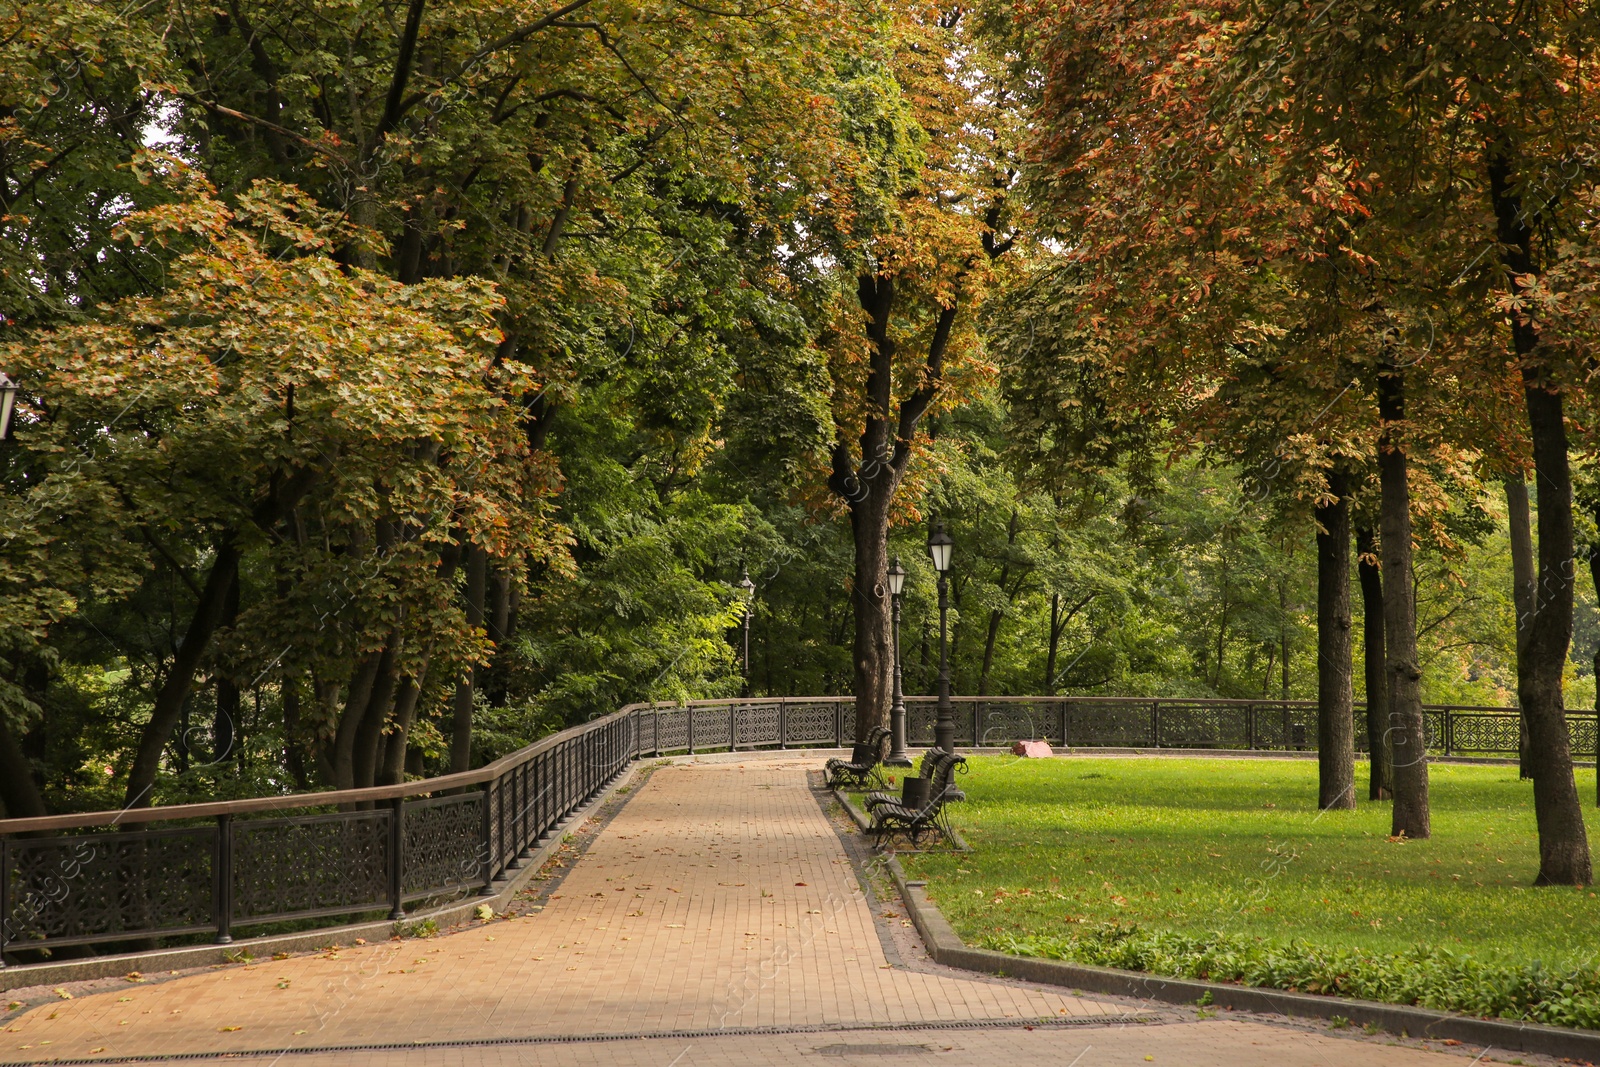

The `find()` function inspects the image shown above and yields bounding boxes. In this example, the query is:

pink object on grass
[1011,740,1053,758]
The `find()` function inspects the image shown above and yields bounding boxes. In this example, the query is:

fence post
[835,703,843,747]
[731,703,738,750]
[1151,701,1161,748]
[688,707,696,754]
[1247,704,1256,750]
[653,705,661,757]
[972,703,980,747]
[1062,702,1071,748]
[388,798,406,920]
[1,837,11,966]
[214,814,234,944]
[780,699,788,748]
[479,784,495,893]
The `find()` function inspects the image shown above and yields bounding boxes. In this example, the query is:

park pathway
[1,756,1506,1066]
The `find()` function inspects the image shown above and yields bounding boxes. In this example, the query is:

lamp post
[737,566,755,697]
[0,373,17,442]
[927,522,956,753]
[885,557,911,767]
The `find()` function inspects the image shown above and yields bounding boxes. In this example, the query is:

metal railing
[3,694,1589,967]
[0,707,637,966]
[630,695,1596,759]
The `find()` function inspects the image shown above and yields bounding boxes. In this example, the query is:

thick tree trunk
[834,270,957,741]
[379,658,429,786]
[1518,384,1592,884]
[1355,525,1390,800]
[1489,149,1593,884]
[1506,476,1536,779]
[124,541,242,809]
[452,544,487,774]
[1377,366,1429,839]
[1315,468,1355,810]
[846,485,894,743]
[1591,536,1600,810]
[353,636,402,790]
[0,712,46,817]
[333,640,389,791]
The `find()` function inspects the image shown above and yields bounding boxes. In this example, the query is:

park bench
[867,751,967,849]
[824,726,891,789]
[864,748,952,812]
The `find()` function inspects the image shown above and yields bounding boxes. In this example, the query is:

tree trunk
[0,712,46,817]
[1377,365,1429,839]
[353,636,402,790]
[282,674,309,790]
[1591,530,1600,810]
[846,484,894,743]
[1489,149,1592,884]
[1315,468,1355,810]
[212,568,241,765]
[484,565,513,708]
[1506,476,1537,779]
[451,544,487,774]
[333,640,389,791]
[124,540,242,808]
[1356,525,1390,800]
[1045,592,1061,696]
[380,658,429,786]
[1517,383,1591,884]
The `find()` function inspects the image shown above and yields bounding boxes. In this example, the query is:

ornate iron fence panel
[1449,713,1521,755]
[785,701,840,745]
[691,706,732,750]
[2,828,214,951]
[1246,703,1315,750]
[737,702,782,747]
[976,702,1051,746]
[904,699,937,745]
[1156,702,1251,748]
[655,708,690,753]
[403,795,483,899]
[1573,716,1598,759]
[1064,700,1153,746]
[233,812,389,924]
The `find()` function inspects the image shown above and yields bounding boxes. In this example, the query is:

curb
[0,762,645,992]
[868,845,1600,1062]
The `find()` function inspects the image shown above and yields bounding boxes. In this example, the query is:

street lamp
[0,373,17,441]
[927,522,956,753]
[885,557,911,767]
[738,566,755,697]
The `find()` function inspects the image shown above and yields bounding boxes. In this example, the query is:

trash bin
[901,776,930,809]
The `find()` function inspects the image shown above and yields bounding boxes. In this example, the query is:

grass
[893,755,1600,1026]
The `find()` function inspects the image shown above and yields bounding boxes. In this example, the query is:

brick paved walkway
[0,756,1518,1065]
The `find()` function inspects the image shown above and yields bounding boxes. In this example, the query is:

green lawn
[892,755,1600,1026]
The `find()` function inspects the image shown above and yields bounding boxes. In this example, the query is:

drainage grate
[818,1043,932,1056]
